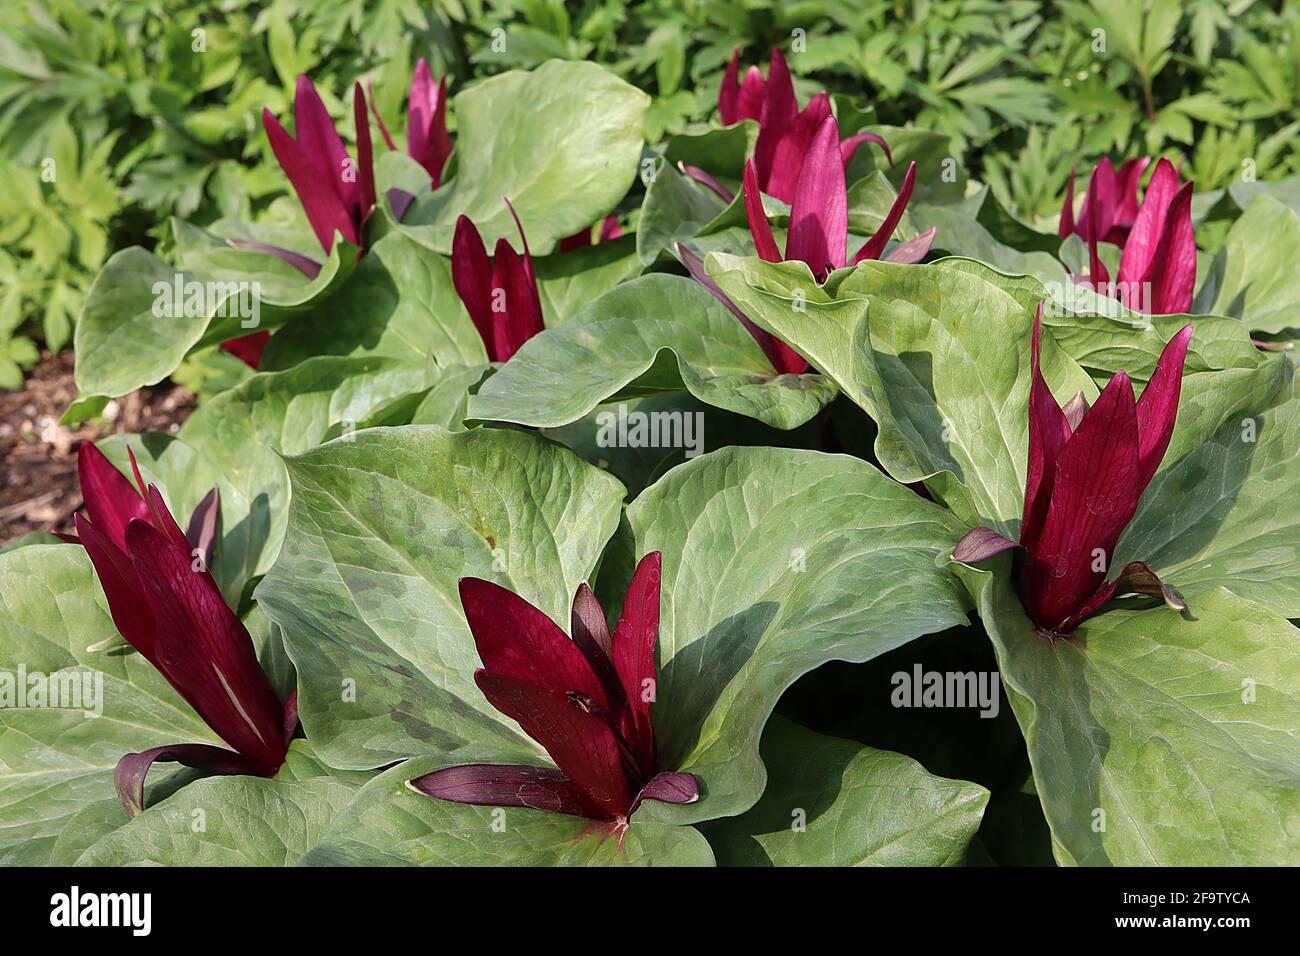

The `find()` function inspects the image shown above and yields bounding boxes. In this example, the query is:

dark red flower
[1062,158,1196,315]
[953,305,1193,635]
[678,114,931,375]
[67,443,295,815]
[744,115,931,284]
[410,553,699,826]
[1059,157,1152,245]
[451,198,545,362]
[369,57,453,188]
[263,75,376,257]
[720,48,892,203]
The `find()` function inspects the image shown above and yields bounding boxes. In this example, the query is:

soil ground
[0,351,195,545]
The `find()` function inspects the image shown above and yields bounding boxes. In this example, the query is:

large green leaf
[72,248,211,400]
[967,569,1300,865]
[172,217,355,313]
[708,254,1300,615]
[302,753,714,867]
[1197,196,1300,335]
[254,426,627,771]
[394,61,649,255]
[0,546,218,864]
[75,741,368,866]
[544,393,819,499]
[260,231,484,371]
[620,446,971,823]
[708,254,1095,531]
[97,357,436,603]
[700,716,988,866]
[1228,174,1300,217]
[72,237,356,409]
[910,205,1069,284]
[468,274,836,430]
[535,234,643,326]
[636,158,734,266]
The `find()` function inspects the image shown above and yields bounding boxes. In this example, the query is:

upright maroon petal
[742,160,782,262]
[77,442,150,552]
[399,63,453,185]
[1084,166,1111,291]
[719,47,742,125]
[570,582,626,712]
[766,92,831,204]
[1021,371,1141,631]
[1058,167,1076,238]
[490,239,543,362]
[1118,158,1180,302]
[786,114,849,278]
[142,483,194,553]
[408,58,436,161]
[352,82,376,219]
[1134,324,1193,488]
[124,519,286,769]
[424,77,452,186]
[458,578,608,709]
[611,552,662,781]
[75,513,154,654]
[116,744,265,818]
[263,108,356,252]
[292,75,353,208]
[408,59,452,185]
[738,66,767,122]
[474,671,632,819]
[852,161,917,264]
[1020,303,1073,553]
[451,215,496,359]
[502,196,538,289]
[753,49,798,191]
[1075,157,1118,243]
[409,764,594,817]
[1147,182,1196,315]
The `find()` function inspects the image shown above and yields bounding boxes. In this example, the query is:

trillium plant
[953,305,1193,635]
[411,553,698,831]
[3,17,1298,877]
[66,445,297,816]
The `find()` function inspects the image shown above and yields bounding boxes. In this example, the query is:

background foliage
[1,0,1297,385]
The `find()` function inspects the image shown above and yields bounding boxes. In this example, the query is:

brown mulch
[0,351,196,546]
